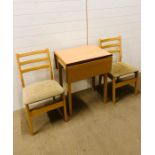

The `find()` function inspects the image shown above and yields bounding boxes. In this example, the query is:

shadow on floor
[96,82,135,103]
[47,93,89,122]
[47,82,136,123]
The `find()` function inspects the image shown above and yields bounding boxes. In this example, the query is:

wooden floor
[14,85,141,155]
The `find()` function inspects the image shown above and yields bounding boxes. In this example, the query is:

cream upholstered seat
[16,49,68,135]
[110,62,138,78]
[23,80,64,105]
[98,36,139,104]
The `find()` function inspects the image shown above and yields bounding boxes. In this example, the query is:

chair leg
[134,71,139,95]
[99,75,102,87]
[63,94,69,121]
[25,104,33,135]
[112,77,116,104]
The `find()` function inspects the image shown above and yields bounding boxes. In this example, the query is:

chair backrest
[99,36,122,62]
[16,48,53,88]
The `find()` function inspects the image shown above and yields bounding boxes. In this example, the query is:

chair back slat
[101,43,120,49]
[16,48,53,88]
[108,50,120,53]
[99,36,122,62]
[19,57,49,65]
[21,64,50,73]
[17,49,48,58]
[99,37,121,43]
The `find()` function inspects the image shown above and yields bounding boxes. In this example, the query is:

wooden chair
[16,48,68,135]
[98,36,139,104]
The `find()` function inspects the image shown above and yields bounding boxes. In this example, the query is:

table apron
[66,56,112,83]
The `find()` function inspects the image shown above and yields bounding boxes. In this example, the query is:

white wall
[88,0,141,68]
[13,0,141,110]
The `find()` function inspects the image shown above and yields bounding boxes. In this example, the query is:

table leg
[103,73,108,103]
[99,75,102,87]
[67,83,72,116]
[58,63,63,86]
[91,77,96,90]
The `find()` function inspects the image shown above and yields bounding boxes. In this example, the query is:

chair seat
[110,62,138,78]
[23,80,64,105]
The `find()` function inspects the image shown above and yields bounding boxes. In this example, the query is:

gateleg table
[54,45,112,115]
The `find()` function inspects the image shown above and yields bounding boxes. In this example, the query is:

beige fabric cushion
[23,80,64,105]
[110,62,138,77]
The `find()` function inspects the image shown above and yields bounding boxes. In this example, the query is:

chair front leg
[25,104,34,135]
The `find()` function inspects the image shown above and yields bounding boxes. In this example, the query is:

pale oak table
[54,45,112,115]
